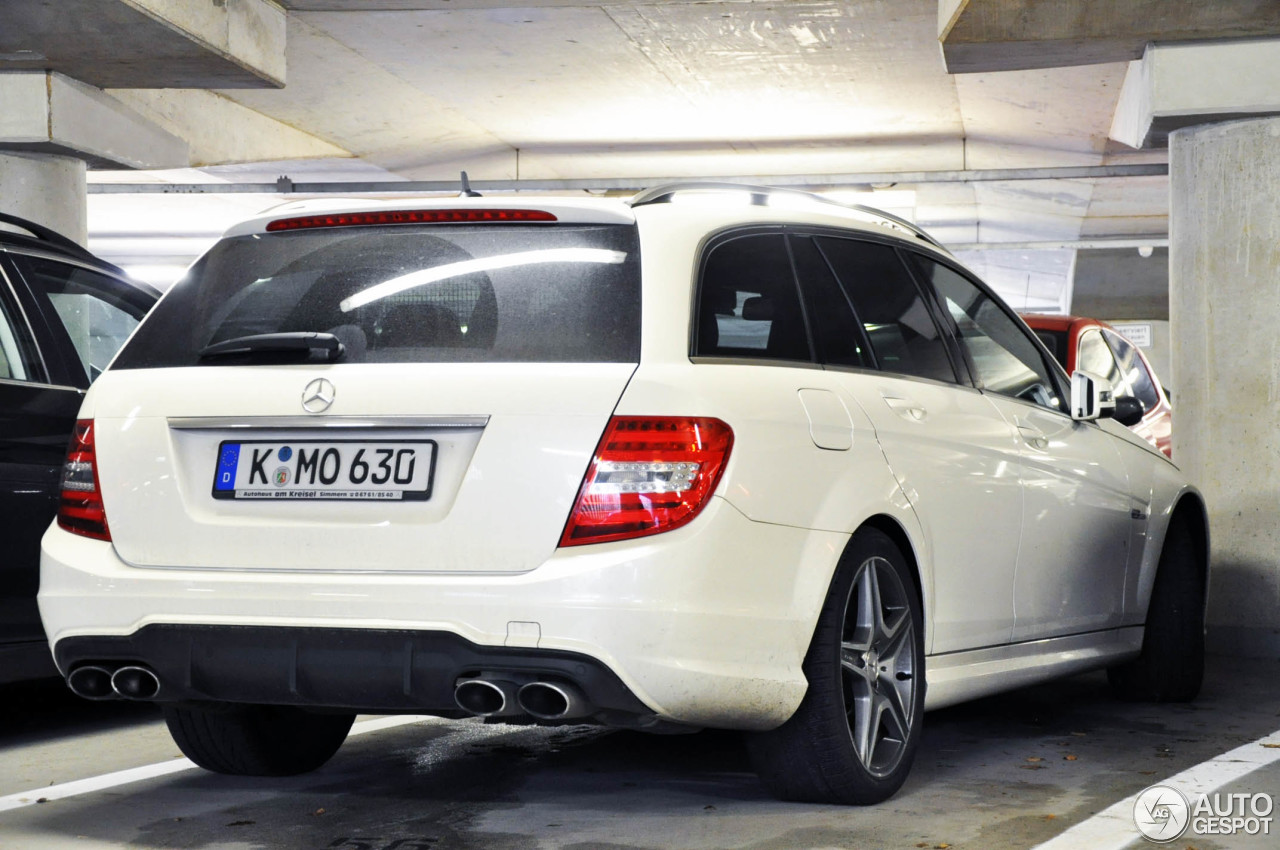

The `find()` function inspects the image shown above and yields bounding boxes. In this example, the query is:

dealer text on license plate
[212,440,436,500]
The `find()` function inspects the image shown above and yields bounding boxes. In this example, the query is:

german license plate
[212,440,436,501]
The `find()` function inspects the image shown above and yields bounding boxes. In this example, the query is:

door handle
[1017,423,1049,450]
[881,395,927,422]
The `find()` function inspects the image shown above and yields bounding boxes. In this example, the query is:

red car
[1021,314,1173,458]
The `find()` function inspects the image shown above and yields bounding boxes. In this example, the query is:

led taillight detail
[57,419,110,541]
[265,209,558,231]
[560,416,733,547]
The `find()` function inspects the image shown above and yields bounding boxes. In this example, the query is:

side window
[0,279,42,383]
[1032,329,1067,368]
[694,233,812,362]
[1077,328,1121,387]
[787,235,872,368]
[11,256,147,384]
[815,236,957,383]
[916,257,1065,412]
[1104,330,1160,410]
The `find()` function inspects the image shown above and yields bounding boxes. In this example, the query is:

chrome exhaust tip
[454,677,520,717]
[67,665,118,701]
[110,665,161,700]
[517,681,591,720]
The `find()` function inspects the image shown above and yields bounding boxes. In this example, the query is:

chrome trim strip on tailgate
[167,415,489,430]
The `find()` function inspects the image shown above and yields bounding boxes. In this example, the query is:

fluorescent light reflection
[339,248,627,313]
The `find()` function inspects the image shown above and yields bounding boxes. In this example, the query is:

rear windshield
[113,222,641,368]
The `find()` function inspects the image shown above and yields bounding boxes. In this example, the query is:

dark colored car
[0,213,158,683]
[1021,313,1173,458]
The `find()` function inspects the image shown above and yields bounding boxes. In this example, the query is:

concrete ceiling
[3,0,1185,311]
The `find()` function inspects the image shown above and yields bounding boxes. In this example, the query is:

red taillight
[559,416,733,547]
[57,419,110,541]
[265,209,558,231]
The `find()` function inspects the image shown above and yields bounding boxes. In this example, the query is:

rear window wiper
[198,332,345,363]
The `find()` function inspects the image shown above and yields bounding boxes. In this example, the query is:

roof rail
[0,211,103,265]
[629,182,773,207]
[628,181,945,250]
[843,204,945,250]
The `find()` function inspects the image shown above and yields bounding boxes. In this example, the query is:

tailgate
[88,362,635,573]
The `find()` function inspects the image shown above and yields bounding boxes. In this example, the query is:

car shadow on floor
[0,676,162,746]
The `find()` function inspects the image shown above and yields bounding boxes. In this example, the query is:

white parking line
[1031,728,1280,850]
[0,714,432,815]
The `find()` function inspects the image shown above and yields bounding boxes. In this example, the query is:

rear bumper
[39,498,846,730]
[53,624,652,721]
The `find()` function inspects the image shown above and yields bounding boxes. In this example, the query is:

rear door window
[786,235,873,369]
[815,237,957,383]
[113,224,641,368]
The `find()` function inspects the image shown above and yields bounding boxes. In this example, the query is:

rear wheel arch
[749,521,927,803]
[856,515,927,643]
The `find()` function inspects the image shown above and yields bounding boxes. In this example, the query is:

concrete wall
[1170,116,1280,657]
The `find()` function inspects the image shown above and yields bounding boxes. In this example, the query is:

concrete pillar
[1170,116,1280,657]
[0,152,87,244]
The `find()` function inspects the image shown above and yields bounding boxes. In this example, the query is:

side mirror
[1070,370,1115,421]
[1071,370,1147,426]
[1112,396,1145,427]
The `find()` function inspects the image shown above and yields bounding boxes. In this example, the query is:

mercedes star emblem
[302,377,336,413]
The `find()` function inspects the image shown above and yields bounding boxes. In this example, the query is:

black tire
[163,703,355,776]
[747,527,925,804]
[1108,520,1205,702]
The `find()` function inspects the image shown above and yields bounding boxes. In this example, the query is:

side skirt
[924,627,1143,711]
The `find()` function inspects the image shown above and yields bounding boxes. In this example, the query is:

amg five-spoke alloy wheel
[749,527,925,804]
[842,548,918,778]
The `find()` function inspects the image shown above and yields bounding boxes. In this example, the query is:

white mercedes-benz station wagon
[40,184,1207,804]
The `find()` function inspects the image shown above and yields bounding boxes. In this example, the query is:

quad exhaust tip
[67,665,117,701]
[517,681,590,720]
[454,677,521,717]
[67,663,162,701]
[111,665,161,700]
[453,676,594,720]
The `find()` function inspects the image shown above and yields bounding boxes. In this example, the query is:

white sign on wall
[1109,322,1153,349]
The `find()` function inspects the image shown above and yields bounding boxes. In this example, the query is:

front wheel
[163,703,355,776]
[1108,520,1205,702]
[748,527,925,804]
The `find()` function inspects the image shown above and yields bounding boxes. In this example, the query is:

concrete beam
[0,72,188,169]
[940,0,1280,73]
[108,89,350,167]
[0,153,87,245]
[0,0,286,88]
[1111,40,1280,149]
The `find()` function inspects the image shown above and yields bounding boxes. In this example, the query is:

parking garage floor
[1,654,1277,850]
